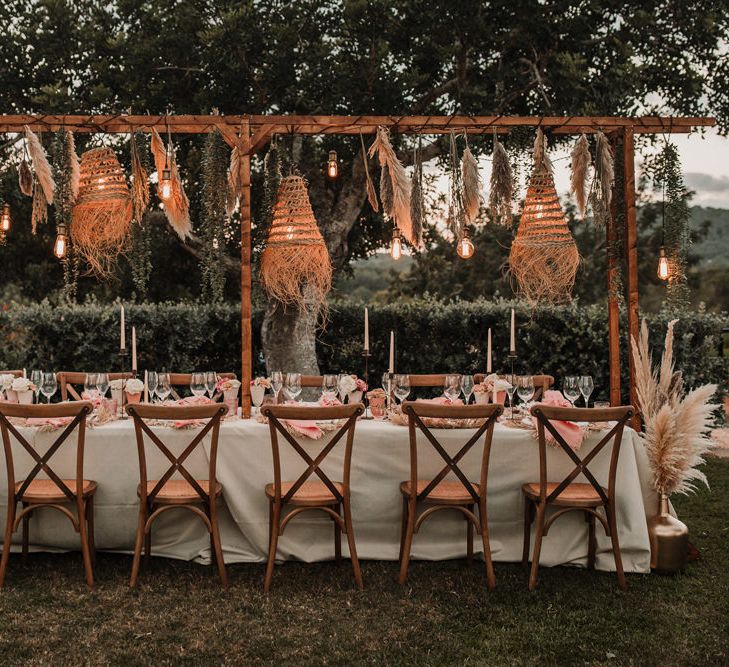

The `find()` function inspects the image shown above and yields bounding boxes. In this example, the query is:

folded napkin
[160,395,214,428]
[25,416,73,429]
[416,397,464,405]
[532,390,586,451]
[283,419,324,440]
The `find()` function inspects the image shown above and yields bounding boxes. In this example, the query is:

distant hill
[690,206,729,268]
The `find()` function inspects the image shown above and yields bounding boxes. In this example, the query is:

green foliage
[200,131,228,302]
[1,299,725,405]
[129,132,153,300]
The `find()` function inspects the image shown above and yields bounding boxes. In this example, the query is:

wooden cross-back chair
[523,404,635,591]
[0,401,96,587]
[58,371,133,401]
[399,401,503,590]
[126,403,229,587]
[261,403,364,593]
[474,374,555,401]
[165,372,237,401]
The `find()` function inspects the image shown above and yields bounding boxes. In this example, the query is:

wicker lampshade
[260,174,332,308]
[508,161,579,303]
[71,147,132,275]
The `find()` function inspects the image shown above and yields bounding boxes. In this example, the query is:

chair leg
[144,504,152,565]
[528,503,546,591]
[129,506,147,588]
[522,498,533,568]
[86,496,96,568]
[607,503,627,590]
[0,501,16,588]
[264,501,281,593]
[334,502,342,563]
[21,502,29,564]
[343,498,363,591]
[466,503,474,567]
[77,500,94,589]
[479,501,496,591]
[398,496,408,562]
[398,499,417,585]
[209,502,228,588]
[587,511,596,571]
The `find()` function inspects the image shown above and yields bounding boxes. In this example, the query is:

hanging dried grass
[260,174,332,311]
[447,131,466,240]
[18,159,33,197]
[71,146,133,276]
[489,135,513,226]
[508,131,579,304]
[461,144,481,224]
[24,126,55,204]
[570,134,590,219]
[67,131,80,200]
[591,131,614,227]
[31,179,48,233]
[226,146,241,217]
[410,141,424,248]
[130,132,150,224]
[150,128,191,239]
[369,126,413,243]
[360,131,378,213]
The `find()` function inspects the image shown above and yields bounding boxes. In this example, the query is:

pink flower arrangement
[354,376,367,392]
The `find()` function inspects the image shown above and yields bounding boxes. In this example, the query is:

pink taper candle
[364,307,370,352]
[487,328,492,373]
[510,309,516,354]
[131,326,137,372]
[388,331,395,373]
[120,305,126,351]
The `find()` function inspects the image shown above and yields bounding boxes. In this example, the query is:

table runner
[0,419,657,573]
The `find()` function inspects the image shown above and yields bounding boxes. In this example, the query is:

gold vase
[647,493,688,573]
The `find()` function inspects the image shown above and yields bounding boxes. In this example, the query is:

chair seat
[265,480,344,506]
[522,482,604,506]
[139,479,222,504]
[16,479,97,503]
[400,479,479,504]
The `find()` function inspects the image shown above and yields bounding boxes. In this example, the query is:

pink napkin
[163,395,213,428]
[417,397,464,405]
[25,417,73,429]
[532,390,586,451]
[283,419,324,440]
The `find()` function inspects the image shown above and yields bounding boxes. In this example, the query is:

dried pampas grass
[591,131,614,227]
[570,134,590,219]
[461,145,481,224]
[533,128,552,173]
[410,142,424,248]
[130,132,149,224]
[360,132,378,213]
[24,126,55,204]
[489,135,513,226]
[150,128,191,239]
[31,179,48,233]
[18,159,33,197]
[369,126,413,243]
[226,146,241,217]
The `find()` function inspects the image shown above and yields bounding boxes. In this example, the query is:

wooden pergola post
[239,120,252,418]
[607,132,622,406]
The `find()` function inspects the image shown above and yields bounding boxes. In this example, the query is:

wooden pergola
[3,113,717,419]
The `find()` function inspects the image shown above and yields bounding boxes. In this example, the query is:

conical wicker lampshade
[260,174,332,308]
[508,162,579,303]
[71,146,132,275]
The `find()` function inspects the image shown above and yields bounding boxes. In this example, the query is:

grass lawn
[0,458,727,666]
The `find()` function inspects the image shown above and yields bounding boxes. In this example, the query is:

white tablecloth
[0,417,657,573]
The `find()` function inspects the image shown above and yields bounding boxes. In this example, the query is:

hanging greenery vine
[129,132,153,300]
[200,130,228,302]
[410,138,425,248]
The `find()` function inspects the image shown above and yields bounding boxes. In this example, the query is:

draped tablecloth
[0,418,657,573]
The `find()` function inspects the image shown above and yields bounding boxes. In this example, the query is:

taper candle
[120,305,126,351]
[388,331,395,373]
[143,370,149,403]
[131,326,137,372]
[510,308,516,354]
[364,307,370,352]
[487,328,492,373]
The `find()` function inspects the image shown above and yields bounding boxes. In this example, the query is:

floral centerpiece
[250,377,271,408]
[217,377,242,397]
[474,374,511,405]
[366,387,387,419]
[125,378,145,404]
[339,374,367,404]
[11,377,36,404]
[0,373,16,401]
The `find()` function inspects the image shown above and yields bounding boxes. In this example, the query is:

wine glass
[30,369,42,403]
[270,371,283,403]
[205,371,218,399]
[517,376,535,406]
[283,372,302,402]
[322,374,338,401]
[84,373,99,400]
[96,373,110,399]
[337,373,350,402]
[563,376,580,407]
[460,374,474,404]
[147,371,159,403]
[393,374,410,404]
[579,375,594,408]
[190,372,207,398]
[505,373,518,420]
[443,374,462,403]
[156,373,172,402]
[40,372,57,404]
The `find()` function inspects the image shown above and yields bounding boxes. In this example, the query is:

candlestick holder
[508,352,517,421]
[118,349,129,420]
[361,350,372,419]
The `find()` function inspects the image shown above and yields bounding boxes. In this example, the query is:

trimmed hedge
[0,298,726,404]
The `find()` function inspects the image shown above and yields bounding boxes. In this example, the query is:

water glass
[337,373,350,402]
[517,376,535,404]
[460,374,474,404]
[284,372,302,402]
[190,372,207,398]
[30,369,42,402]
[205,371,218,398]
[322,374,338,400]
[84,373,99,400]
[579,375,594,407]
[563,376,580,407]
[270,371,283,402]
[393,374,410,404]
[505,373,518,419]
[40,372,57,403]
[156,373,172,402]
[443,374,461,403]
[96,373,110,399]
[147,371,159,402]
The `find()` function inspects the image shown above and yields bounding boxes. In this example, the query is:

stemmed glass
[579,375,594,408]
[505,373,518,420]
[563,376,580,407]
[337,373,350,403]
[147,371,159,403]
[156,373,172,402]
[40,372,57,404]
[322,374,338,401]
[84,373,99,400]
[96,373,109,400]
[205,371,218,399]
[190,372,207,398]
[444,374,462,403]
[460,374,474,405]
[270,371,283,404]
[30,369,42,403]
[393,374,410,405]
[517,376,535,407]
[283,372,302,402]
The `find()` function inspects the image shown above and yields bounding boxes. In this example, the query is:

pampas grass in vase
[631,318,717,572]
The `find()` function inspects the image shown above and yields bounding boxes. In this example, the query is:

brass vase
[647,493,688,573]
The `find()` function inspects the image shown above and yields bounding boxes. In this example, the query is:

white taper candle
[487,328,492,373]
[389,331,395,373]
[120,305,126,351]
[131,326,137,371]
[510,308,516,354]
[364,307,370,352]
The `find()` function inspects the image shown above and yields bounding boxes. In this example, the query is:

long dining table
[0,414,658,573]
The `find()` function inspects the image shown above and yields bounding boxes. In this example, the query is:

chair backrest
[165,372,237,400]
[401,401,503,504]
[58,371,134,401]
[474,373,555,400]
[0,401,94,503]
[530,404,635,506]
[406,374,449,388]
[300,375,324,388]
[0,370,24,378]
[261,403,364,504]
[126,403,228,505]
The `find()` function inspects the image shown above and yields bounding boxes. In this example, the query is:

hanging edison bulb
[327,150,338,179]
[657,246,669,281]
[457,229,475,259]
[159,165,172,201]
[54,223,68,259]
[0,203,10,232]
[390,228,403,260]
